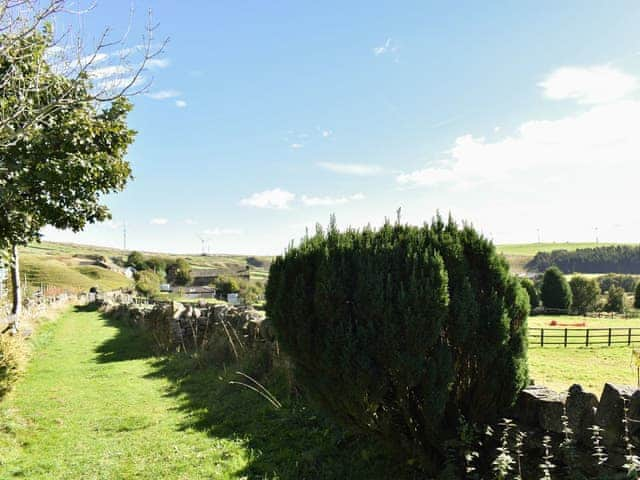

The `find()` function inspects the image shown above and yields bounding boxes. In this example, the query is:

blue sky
[45,1,640,254]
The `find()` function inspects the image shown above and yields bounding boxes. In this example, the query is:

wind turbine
[196,233,212,256]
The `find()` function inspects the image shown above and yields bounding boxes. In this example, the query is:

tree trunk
[10,244,21,330]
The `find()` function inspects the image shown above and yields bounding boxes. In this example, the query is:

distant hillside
[18,241,273,292]
[496,242,628,274]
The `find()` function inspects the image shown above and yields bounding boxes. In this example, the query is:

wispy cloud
[150,218,169,225]
[88,65,131,80]
[97,76,147,92]
[146,58,171,69]
[175,100,187,108]
[240,188,295,209]
[321,129,333,138]
[317,162,384,176]
[301,193,365,206]
[373,37,399,61]
[147,90,182,100]
[184,219,197,225]
[290,143,304,149]
[539,65,638,104]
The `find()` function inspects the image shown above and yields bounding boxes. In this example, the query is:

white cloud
[301,193,365,206]
[81,53,109,66]
[373,37,397,56]
[322,129,332,138]
[146,58,170,69]
[203,228,243,236]
[290,143,304,149]
[317,162,383,176]
[97,76,147,92]
[175,100,187,108]
[150,218,169,225]
[88,65,131,79]
[397,97,640,190]
[240,188,295,209]
[539,65,638,104]
[147,90,182,100]
[184,219,197,225]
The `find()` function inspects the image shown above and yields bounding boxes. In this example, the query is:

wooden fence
[530,327,640,347]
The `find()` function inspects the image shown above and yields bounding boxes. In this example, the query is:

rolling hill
[18,241,272,293]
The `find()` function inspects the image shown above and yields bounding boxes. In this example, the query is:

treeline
[126,252,192,297]
[527,245,640,274]
[523,269,632,315]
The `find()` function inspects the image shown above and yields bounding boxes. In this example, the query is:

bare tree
[0,0,167,147]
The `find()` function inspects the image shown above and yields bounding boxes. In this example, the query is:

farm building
[191,269,219,286]
[172,285,216,299]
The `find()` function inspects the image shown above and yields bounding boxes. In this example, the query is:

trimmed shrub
[520,278,540,312]
[266,216,529,474]
[541,267,572,311]
[569,275,600,315]
[604,285,626,313]
[635,283,640,309]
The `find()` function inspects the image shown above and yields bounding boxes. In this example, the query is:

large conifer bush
[540,266,573,310]
[265,215,529,473]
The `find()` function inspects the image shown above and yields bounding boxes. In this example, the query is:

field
[528,346,637,394]
[527,314,640,394]
[19,253,133,293]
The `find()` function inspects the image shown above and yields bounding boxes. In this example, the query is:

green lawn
[0,306,407,479]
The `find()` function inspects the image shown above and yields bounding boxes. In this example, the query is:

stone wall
[512,382,640,468]
[104,301,274,355]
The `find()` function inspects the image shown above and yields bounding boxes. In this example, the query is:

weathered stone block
[513,385,566,433]
[595,383,638,448]
[566,384,598,444]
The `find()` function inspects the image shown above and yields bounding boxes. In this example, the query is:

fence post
[629,328,632,346]
[586,329,589,347]
[564,328,568,348]
[541,328,544,347]
[608,328,612,346]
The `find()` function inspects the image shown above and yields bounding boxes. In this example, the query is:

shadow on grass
[92,307,416,479]
[145,354,416,480]
[91,306,155,364]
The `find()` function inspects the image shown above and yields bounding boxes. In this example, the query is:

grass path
[0,306,248,479]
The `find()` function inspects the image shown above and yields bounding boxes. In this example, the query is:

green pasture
[496,242,622,257]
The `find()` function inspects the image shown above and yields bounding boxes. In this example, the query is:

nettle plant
[266,215,529,475]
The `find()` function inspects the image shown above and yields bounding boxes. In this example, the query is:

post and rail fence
[530,327,640,347]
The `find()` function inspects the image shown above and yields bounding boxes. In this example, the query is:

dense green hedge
[266,216,529,474]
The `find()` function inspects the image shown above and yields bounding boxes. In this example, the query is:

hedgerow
[265,215,529,474]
